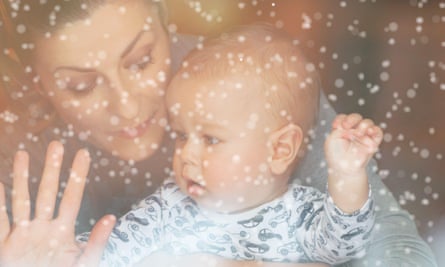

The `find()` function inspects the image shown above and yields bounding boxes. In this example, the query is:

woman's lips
[119,121,149,138]
[117,112,157,139]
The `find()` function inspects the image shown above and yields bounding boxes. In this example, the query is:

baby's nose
[180,136,201,165]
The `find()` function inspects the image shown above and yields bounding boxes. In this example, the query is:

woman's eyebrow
[120,30,145,59]
[54,31,147,73]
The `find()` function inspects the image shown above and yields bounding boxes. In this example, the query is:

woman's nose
[108,78,140,120]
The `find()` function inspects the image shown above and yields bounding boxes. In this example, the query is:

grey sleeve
[292,92,438,267]
[170,33,200,74]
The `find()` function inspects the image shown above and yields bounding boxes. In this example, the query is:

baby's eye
[204,135,220,145]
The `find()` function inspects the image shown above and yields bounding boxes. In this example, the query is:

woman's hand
[0,141,115,267]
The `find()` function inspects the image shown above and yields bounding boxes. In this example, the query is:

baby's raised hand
[325,113,383,176]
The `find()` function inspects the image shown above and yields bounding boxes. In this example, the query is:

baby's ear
[268,123,303,175]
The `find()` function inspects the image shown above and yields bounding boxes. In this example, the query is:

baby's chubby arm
[324,113,383,213]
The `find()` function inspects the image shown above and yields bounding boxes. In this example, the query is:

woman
[0,0,194,233]
[0,0,437,266]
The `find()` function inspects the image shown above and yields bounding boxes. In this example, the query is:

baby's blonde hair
[176,23,321,135]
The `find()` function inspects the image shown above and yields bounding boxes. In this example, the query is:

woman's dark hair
[1,0,166,61]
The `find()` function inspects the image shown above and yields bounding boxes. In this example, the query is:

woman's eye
[72,82,95,92]
[71,78,99,93]
[129,55,152,72]
[62,76,98,94]
[204,135,220,145]
[125,46,153,72]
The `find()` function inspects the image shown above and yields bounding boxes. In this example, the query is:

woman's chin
[116,148,155,162]
[91,136,162,162]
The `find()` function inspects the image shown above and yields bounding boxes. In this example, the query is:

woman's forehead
[50,0,160,40]
[33,1,161,70]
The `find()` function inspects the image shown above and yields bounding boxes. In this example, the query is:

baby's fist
[325,113,383,175]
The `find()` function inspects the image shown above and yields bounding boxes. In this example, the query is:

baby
[90,23,383,266]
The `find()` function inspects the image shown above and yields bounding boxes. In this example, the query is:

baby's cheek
[172,157,183,176]
[203,156,240,183]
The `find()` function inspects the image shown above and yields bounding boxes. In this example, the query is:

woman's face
[33,0,171,161]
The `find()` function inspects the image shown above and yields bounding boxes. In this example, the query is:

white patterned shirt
[78,178,374,266]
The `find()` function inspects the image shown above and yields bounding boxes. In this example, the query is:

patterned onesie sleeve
[290,185,375,264]
[100,179,191,267]
[76,179,182,267]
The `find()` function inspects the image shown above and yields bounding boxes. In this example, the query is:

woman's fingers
[0,182,10,240]
[58,149,91,225]
[78,215,116,267]
[12,150,30,225]
[35,141,64,220]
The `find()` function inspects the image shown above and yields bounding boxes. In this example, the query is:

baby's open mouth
[186,179,205,197]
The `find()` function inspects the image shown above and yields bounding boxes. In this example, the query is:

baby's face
[166,73,288,213]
